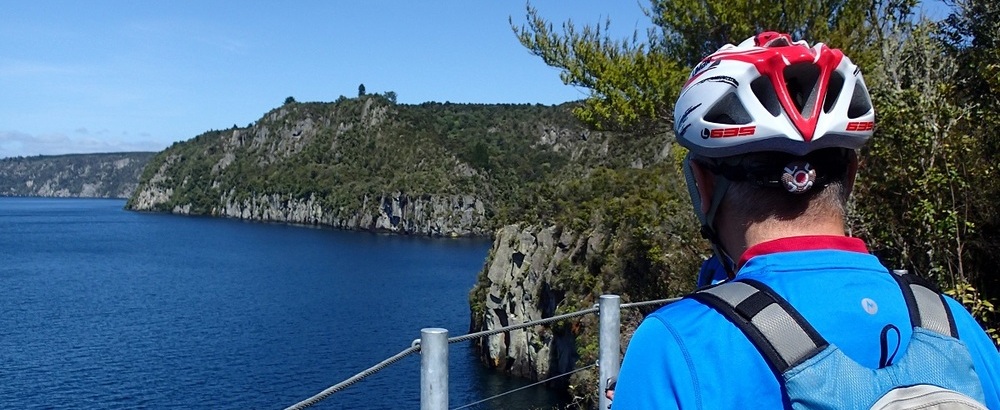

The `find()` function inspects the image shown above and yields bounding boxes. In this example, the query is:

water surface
[0,198,562,409]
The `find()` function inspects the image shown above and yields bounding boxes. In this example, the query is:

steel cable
[621,296,682,309]
[450,363,597,410]
[284,345,421,410]
[448,307,599,344]
[283,296,681,408]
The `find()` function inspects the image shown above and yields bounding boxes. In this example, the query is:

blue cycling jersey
[613,236,1000,409]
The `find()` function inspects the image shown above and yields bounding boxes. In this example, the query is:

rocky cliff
[470,223,616,392]
[474,225,574,379]
[468,162,706,404]
[204,191,488,236]
[0,152,155,198]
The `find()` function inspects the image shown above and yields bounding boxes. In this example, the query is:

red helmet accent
[673,32,874,158]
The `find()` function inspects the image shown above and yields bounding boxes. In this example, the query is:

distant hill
[125,96,664,236]
[0,152,156,199]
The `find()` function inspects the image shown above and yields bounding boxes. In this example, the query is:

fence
[284,294,680,410]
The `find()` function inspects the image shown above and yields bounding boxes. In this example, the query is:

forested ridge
[126,95,664,235]
[0,152,155,198]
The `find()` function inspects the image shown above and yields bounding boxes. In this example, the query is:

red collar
[737,235,869,268]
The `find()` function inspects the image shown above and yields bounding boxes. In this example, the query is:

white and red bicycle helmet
[673,31,875,158]
[675,32,876,279]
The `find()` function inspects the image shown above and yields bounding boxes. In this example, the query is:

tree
[512,7,683,132]
[512,0,889,133]
[937,0,1000,330]
[939,0,1000,160]
[358,83,366,97]
[647,0,879,66]
[284,96,296,105]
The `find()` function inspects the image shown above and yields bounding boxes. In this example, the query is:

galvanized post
[599,295,621,410]
[420,328,448,410]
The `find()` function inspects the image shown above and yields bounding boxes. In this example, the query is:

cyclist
[612,32,1000,409]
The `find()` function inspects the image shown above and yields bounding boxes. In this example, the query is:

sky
[0,1,951,159]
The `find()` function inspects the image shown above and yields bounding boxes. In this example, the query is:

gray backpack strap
[689,279,828,373]
[890,270,959,338]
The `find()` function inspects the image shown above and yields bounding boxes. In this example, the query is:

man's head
[673,32,875,272]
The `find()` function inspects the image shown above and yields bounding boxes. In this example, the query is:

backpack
[688,271,988,409]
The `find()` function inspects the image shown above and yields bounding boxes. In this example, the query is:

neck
[719,215,847,262]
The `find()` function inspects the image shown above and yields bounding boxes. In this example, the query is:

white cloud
[0,130,166,159]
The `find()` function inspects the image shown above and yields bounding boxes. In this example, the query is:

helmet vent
[848,81,873,119]
[751,77,782,117]
[783,63,821,119]
[704,93,752,124]
[823,72,846,114]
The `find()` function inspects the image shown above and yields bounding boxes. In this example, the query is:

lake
[0,198,564,409]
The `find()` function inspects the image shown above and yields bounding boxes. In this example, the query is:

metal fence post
[420,328,448,410]
[598,295,621,410]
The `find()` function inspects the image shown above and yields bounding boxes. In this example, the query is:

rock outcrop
[471,223,606,386]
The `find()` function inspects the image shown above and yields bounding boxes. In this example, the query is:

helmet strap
[683,155,737,279]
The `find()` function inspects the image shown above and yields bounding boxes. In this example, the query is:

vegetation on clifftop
[128,94,635,232]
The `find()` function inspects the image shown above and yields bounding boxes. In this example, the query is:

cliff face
[467,162,706,405]
[0,152,155,198]
[205,191,489,236]
[470,223,608,387]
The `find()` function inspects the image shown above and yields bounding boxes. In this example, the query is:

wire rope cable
[283,296,681,409]
[284,345,420,410]
[449,307,599,344]
[450,363,598,410]
[621,297,682,309]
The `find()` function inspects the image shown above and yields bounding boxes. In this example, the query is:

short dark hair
[722,177,848,225]
[706,148,855,224]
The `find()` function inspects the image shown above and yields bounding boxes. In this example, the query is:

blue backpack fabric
[689,272,987,409]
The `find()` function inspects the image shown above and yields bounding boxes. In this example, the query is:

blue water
[0,198,563,409]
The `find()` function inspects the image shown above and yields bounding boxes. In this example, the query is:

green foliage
[358,83,366,97]
[513,6,685,132]
[383,91,397,104]
[284,96,296,105]
[512,0,906,133]
[854,21,977,285]
[946,283,999,344]
[647,0,889,66]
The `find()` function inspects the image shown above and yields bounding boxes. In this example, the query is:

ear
[690,161,715,215]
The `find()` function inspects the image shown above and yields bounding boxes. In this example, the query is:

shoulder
[943,296,999,367]
[944,296,993,343]
[943,296,1000,408]
[614,297,786,409]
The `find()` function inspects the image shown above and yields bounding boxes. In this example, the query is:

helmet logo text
[846,121,874,131]
[701,126,757,139]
